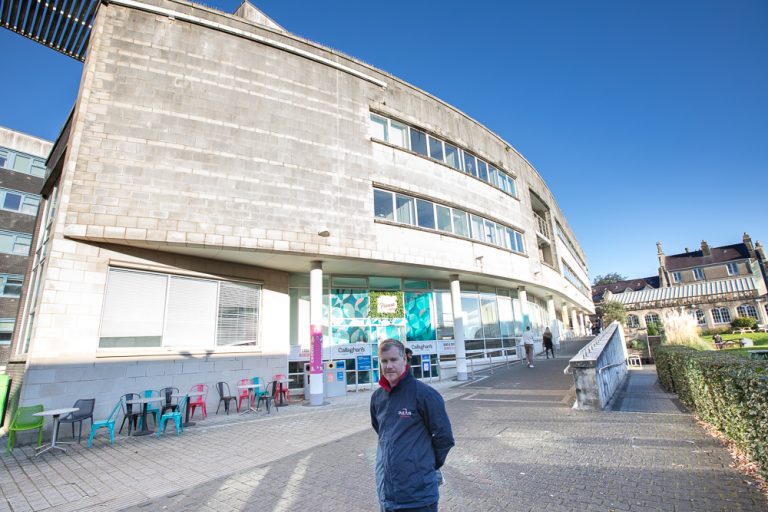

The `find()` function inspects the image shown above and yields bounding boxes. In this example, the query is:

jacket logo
[398,408,412,419]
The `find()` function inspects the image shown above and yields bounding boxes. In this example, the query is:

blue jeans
[381,503,438,512]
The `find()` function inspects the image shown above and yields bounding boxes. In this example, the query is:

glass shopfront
[288,275,550,389]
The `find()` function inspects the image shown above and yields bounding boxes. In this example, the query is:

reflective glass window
[428,136,444,162]
[373,189,394,220]
[444,143,461,170]
[3,193,21,211]
[452,210,469,237]
[12,155,31,173]
[369,114,388,140]
[477,160,488,181]
[436,205,452,232]
[396,194,416,224]
[409,128,428,156]
[390,121,407,148]
[461,293,483,340]
[484,220,496,245]
[463,153,477,176]
[487,165,499,187]
[470,215,485,241]
[416,199,435,229]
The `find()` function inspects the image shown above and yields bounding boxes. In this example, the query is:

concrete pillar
[578,313,586,337]
[561,304,569,339]
[547,296,561,348]
[571,309,579,338]
[309,261,325,405]
[450,275,468,381]
[518,286,530,330]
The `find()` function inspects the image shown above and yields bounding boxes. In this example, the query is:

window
[463,153,477,177]
[0,274,23,297]
[373,189,394,220]
[390,121,408,148]
[711,307,731,324]
[0,147,47,177]
[369,113,388,140]
[644,313,660,326]
[452,210,469,237]
[470,215,485,242]
[484,220,496,245]
[368,115,407,148]
[444,143,461,170]
[477,160,488,181]
[737,304,758,319]
[672,272,682,283]
[427,136,444,162]
[415,199,435,229]
[99,268,261,348]
[396,195,416,225]
[409,128,428,157]
[695,309,706,325]
[693,268,705,281]
[627,315,639,328]
[726,262,739,276]
[0,149,7,168]
[0,318,14,344]
[0,231,32,255]
[435,205,452,232]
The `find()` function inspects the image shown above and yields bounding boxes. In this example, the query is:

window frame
[693,267,705,281]
[726,262,739,276]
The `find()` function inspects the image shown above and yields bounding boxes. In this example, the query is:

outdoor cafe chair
[251,377,269,406]
[87,398,123,448]
[157,394,189,437]
[237,378,251,411]
[59,398,95,443]
[138,390,161,430]
[118,393,142,436]
[159,387,179,415]
[272,373,291,404]
[257,381,277,414]
[6,404,44,454]
[189,384,209,420]
[215,382,238,415]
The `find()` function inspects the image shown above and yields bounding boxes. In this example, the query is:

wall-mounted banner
[310,325,323,373]
[438,340,455,355]
[377,295,398,314]
[331,342,371,359]
[408,341,436,355]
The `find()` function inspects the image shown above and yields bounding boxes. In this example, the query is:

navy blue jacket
[370,370,455,509]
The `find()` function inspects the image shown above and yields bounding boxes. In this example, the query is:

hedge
[655,345,768,479]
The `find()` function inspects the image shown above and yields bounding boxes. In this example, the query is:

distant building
[593,233,768,332]
[0,127,50,369]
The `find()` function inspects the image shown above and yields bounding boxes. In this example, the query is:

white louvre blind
[164,276,217,347]
[217,281,261,346]
[100,269,167,340]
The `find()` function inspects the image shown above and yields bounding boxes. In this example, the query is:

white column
[561,304,569,339]
[547,296,561,348]
[450,275,468,381]
[518,286,529,329]
[309,261,325,405]
[571,310,579,338]
[755,300,767,324]
[578,313,586,337]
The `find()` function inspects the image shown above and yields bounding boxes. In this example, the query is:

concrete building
[0,127,50,371]
[593,234,768,334]
[3,0,593,420]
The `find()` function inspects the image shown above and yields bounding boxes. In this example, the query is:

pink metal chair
[272,374,290,405]
[188,384,209,419]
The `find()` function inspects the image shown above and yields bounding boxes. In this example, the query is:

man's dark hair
[379,338,405,357]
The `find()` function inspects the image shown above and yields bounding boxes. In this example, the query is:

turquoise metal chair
[251,377,268,407]
[6,404,44,454]
[138,389,161,430]
[157,394,188,437]
[87,399,122,448]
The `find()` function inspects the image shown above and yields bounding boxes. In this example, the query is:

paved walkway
[1,340,766,511]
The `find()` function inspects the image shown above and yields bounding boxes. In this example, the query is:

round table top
[237,383,260,389]
[34,407,79,417]
[126,397,165,405]
[171,391,204,398]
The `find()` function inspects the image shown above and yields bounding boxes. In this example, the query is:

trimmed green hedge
[655,345,768,479]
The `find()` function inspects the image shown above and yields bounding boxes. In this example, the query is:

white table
[275,378,292,406]
[237,383,262,415]
[125,397,164,436]
[171,391,205,427]
[34,407,79,455]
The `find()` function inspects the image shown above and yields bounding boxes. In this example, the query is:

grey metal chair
[215,382,238,415]
[59,398,95,443]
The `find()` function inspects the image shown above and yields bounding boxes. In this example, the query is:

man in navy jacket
[371,339,455,511]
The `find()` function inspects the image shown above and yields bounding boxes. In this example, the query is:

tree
[593,272,627,286]
[597,300,626,326]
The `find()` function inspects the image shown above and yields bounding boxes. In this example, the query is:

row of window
[562,261,590,297]
[626,303,760,328]
[672,263,740,284]
[0,147,47,178]
[0,187,40,216]
[0,318,14,344]
[0,274,23,297]
[373,188,525,254]
[369,113,518,198]
[99,268,262,349]
[555,222,587,271]
[0,230,32,256]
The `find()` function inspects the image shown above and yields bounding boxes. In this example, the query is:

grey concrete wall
[570,322,627,410]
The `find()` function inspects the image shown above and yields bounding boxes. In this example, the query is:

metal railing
[533,212,551,239]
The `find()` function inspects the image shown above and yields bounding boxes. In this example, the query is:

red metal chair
[237,378,251,411]
[188,384,209,419]
[272,374,291,405]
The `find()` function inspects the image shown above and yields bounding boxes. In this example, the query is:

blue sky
[1,0,766,282]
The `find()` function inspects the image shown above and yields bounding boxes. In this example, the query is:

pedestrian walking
[371,339,455,512]
[522,325,535,368]
[543,327,555,359]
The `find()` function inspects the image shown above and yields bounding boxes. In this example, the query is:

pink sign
[310,324,323,374]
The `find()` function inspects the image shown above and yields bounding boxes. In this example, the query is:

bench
[732,327,755,335]
[714,340,739,350]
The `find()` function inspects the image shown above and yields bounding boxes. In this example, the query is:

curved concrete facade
[9,0,593,420]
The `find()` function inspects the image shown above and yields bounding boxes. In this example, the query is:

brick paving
[1,339,766,511]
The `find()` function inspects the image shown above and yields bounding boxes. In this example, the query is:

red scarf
[378,365,410,392]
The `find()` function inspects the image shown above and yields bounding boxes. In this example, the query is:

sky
[1,0,766,283]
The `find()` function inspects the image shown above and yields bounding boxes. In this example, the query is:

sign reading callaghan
[331,342,371,359]
[377,295,398,314]
[408,342,436,355]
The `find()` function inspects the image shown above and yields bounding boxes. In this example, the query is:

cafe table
[125,396,165,436]
[33,407,79,456]
[171,391,204,427]
[237,383,261,415]
[275,378,292,406]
